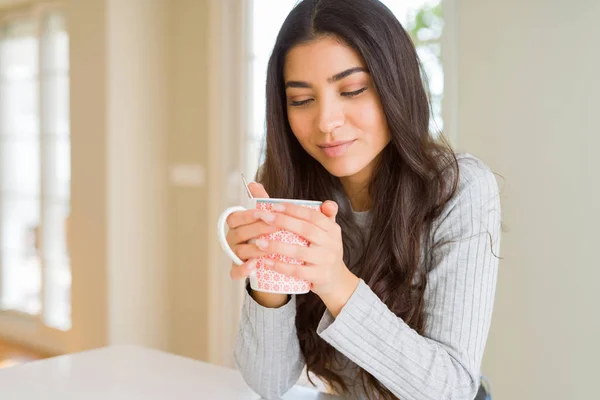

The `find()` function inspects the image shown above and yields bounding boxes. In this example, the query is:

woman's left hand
[254,201,360,313]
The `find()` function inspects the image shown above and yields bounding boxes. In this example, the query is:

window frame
[0,0,70,356]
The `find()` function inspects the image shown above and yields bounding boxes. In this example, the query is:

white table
[0,345,339,399]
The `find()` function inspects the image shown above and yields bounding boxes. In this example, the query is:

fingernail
[272,204,285,212]
[260,213,275,223]
[246,259,257,270]
[255,239,269,249]
[263,258,274,266]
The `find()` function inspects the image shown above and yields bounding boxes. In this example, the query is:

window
[0,10,71,331]
[382,0,444,132]
[245,0,444,178]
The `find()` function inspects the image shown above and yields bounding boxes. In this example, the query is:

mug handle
[217,206,247,265]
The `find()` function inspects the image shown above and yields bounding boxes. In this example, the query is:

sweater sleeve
[316,157,501,400]
[234,287,305,399]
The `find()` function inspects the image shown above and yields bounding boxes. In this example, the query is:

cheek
[348,100,389,143]
[287,111,313,144]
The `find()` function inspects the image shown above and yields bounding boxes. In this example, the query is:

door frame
[206,0,251,368]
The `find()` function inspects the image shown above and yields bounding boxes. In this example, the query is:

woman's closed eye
[341,87,367,98]
[290,98,313,107]
[289,87,368,107]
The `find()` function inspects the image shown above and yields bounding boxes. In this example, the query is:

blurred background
[0,0,597,399]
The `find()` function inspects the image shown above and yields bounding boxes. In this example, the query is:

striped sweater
[234,153,501,399]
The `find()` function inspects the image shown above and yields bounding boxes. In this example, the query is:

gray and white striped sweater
[234,153,501,400]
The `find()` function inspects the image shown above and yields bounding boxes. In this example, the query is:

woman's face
[284,36,390,185]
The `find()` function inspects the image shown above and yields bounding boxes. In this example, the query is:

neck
[338,150,386,212]
[340,168,371,212]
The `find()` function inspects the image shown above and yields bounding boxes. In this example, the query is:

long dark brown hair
[256,0,459,398]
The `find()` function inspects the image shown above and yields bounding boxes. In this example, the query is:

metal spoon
[241,173,253,199]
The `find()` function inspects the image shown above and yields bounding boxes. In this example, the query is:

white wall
[456,1,600,399]
[105,0,169,350]
[168,0,212,361]
[69,0,217,361]
[69,0,109,351]
[69,0,170,352]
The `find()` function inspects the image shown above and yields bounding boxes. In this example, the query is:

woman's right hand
[226,182,290,308]
[226,182,276,280]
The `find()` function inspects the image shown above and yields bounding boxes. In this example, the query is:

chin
[318,158,366,178]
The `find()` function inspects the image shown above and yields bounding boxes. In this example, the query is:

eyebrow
[285,67,367,89]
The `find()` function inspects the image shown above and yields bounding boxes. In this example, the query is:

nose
[317,98,344,134]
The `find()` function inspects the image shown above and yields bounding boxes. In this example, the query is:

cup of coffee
[217,198,322,294]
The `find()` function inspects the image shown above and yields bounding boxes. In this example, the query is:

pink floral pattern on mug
[253,201,320,294]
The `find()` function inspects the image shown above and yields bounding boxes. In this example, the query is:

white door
[0,5,71,355]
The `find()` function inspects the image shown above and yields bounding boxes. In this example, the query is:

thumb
[248,182,269,198]
[321,200,338,221]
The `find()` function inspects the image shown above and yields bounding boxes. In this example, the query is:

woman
[225,0,500,399]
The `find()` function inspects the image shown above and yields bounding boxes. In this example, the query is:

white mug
[217,198,322,294]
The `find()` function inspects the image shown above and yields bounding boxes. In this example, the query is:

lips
[317,139,356,157]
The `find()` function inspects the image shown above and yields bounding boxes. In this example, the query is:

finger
[320,201,339,221]
[248,182,269,198]
[255,238,322,265]
[234,243,269,261]
[226,209,261,229]
[270,202,333,231]
[263,258,316,282]
[227,221,279,246]
[230,259,257,280]
[257,212,330,245]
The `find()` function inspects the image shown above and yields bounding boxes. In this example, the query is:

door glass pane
[41,11,71,330]
[247,0,299,178]
[0,19,41,315]
[42,74,69,136]
[43,134,70,201]
[0,78,38,137]
[1,137,40,196]
[380,0,444,130]
[42,201,70,330]
[0,20,38,137]
[0,197,41,314]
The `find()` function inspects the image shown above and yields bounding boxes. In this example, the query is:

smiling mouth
[317,139,356,157]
